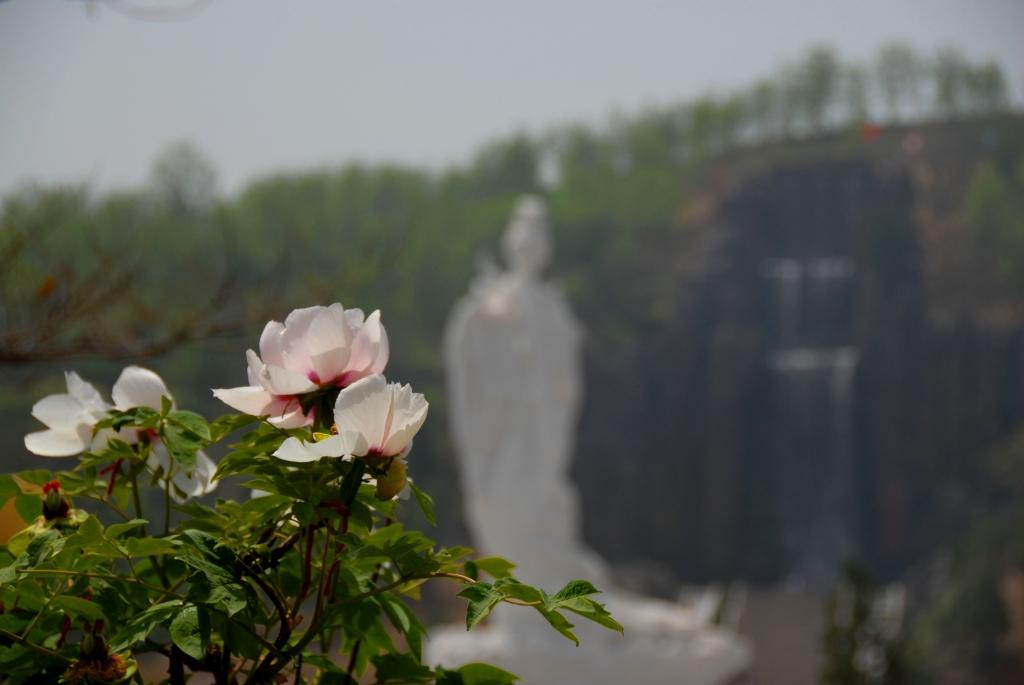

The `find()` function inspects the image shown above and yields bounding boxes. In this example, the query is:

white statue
[430,196,751,685]
[445,196,607,589]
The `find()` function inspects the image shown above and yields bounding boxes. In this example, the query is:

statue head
[502,195,552,277]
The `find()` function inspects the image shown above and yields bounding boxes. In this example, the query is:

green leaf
[472,557,515,579]
[97,407,160,431]
[212,613,263,660]
[557,597,624,634]
[551,579,600,603]
[457,583,503,631]
[106,519,148,538]
[493,579,543,604]
[16,470,53,486]
[167,410,212,441]
[457,663,520,684]
[13,494,39,523]
[178,530,236,581]
[536,607,578,646]
[0,564,18,585]
[371,653,434,683]
[25,528,61,564]
[162,425,202,470]
[0,477,21,507]
[209,413,260,442]
[379,593,427,659]
[77,515,105,543]
[125,537,177,557]
[170,604,211,661]
[407,480,435,526]
[111,600,183,651]
[160,395,173,417]
[188,575,251,617]
[53,595,106,622]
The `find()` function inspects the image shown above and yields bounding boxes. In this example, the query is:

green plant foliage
[0,353,620,684]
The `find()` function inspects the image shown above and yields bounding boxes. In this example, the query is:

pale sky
[1,0,1022,196]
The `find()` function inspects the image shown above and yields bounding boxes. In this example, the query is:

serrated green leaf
[170,604,211,660]
[536,607,578,646]
[457,583,503,631]
[550,579,600,603]
[557,597,624,634]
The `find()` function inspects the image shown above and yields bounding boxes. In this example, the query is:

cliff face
[572,131,1024,585]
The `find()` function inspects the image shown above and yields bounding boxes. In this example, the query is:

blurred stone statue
[444,195,607,589]
[430,195,751,685]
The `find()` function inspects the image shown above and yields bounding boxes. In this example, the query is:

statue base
[426,590,752,685]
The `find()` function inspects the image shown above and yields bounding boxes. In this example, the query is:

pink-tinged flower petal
[381,384,428,457]
[212,386,276,416]
[279,306,322,373]
[332,375,392,453]
[31,394,83,429]
[258,321,286,367]
[267,408,312,429]
[307,304,354,383]
[344,308,365,327]
[347,310,389,378]
[245,349,265,387]
[261,363,317,396]
[24,429,88,457]
[112,366,172,411]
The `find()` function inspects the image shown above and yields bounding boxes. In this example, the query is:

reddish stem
[98,458,124,496]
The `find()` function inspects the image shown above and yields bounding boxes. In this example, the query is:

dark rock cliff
[571,130,1024,585]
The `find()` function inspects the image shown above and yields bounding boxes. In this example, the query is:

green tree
[798,46,841,132]
[876,43,924,121]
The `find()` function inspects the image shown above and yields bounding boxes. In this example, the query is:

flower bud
[41,480,70,521]
[375,460,407,501]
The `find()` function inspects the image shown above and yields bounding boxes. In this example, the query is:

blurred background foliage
[2,43,1024,683]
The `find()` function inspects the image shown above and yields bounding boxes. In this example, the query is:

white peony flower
[273,374,427,464]
[24,366,216,501]
[24,371,112,457]
[212,304,389,428]
[111,366,217,501]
